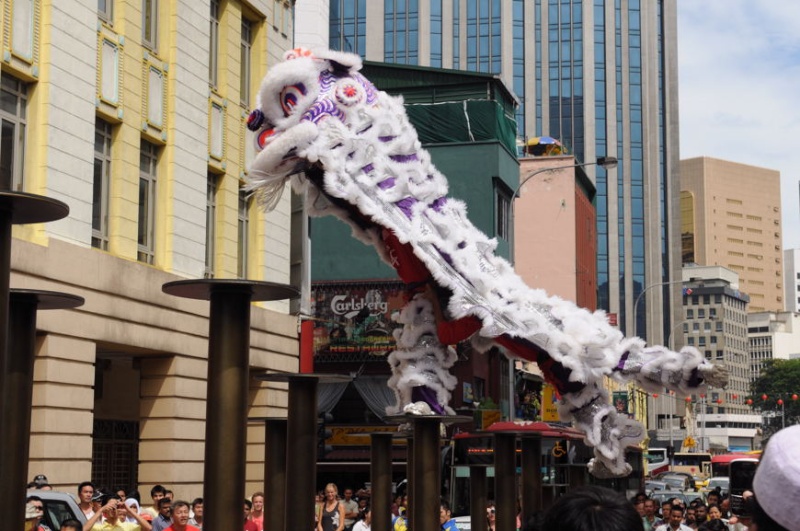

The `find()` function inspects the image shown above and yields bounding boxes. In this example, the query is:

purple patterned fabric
[390,153,419,163]
[378,178,396,190]
[411,386,446,415]
[301,98,346,124]
[395,197,418,219]
[430,197,447,212]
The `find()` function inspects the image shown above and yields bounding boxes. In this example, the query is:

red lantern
[732,394,739,399]
[793,394,798,401]
[700,393,706,399]
[652,393,659,398]
[778,399,784,406]
[762,394,768,401]
[685,397,692,403]
[716,399,723,405]
[746,398,753,405]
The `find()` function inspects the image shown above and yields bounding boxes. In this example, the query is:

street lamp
[510,156,618,263]
[633,277,700,341]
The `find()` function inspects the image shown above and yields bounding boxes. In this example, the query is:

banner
[311,281,407,357]
[613,391,630,416]
[541,383,560,422]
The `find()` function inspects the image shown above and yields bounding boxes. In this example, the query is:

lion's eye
[280,83,308,117]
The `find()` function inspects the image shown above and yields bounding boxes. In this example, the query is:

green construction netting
[405,100,518,154]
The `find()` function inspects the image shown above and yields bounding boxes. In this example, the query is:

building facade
[317,0,683,346]
[680,157,784,313]
[784,249,800,313]
[648,266,761,452]
[748,311,800,381]
[3,0,297,498]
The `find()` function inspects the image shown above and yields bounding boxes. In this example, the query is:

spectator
[143,485,168,521]
[249,491,264,531]
[486,502,496,531]
[243,499,259,531]
[124,498,143,524]
[77,482,96,519]
[540,485,644,531]
[342,488,359,531]
[83,494,151,531]
[165,500,199,531]
[113,486,128,502]
[440,501,458,531]
[152,497,173,531]
[318,483,345,531]
[25,496,49,531]
[60,520,82,531]
[643,499,663,531]
[353,506,371,531]
[751,424,800,531]
[188,498,203,529]
[694,505,708,525]
[655,506,692,531]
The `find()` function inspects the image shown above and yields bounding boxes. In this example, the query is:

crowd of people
[23,423,800,531]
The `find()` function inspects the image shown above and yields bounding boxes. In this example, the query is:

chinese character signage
[311,281,407,357]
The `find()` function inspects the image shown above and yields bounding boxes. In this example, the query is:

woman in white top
[352,507,371,531]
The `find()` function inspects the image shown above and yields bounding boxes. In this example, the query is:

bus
[710,453,753,478]
[645,448,670,477]
[671,452,712,481]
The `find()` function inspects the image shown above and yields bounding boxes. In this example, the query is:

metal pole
[204,287,252,531]
[508,355,515,420]
[286,377,319,531]
[520,436,542,522]
[1,291,82,531]
[265,419,288,531]
[469,466,488,531]
[411,417,441,531]
[0,207,11,404]
[371,433,393,531]
[494,433,517,531]
[1,294,37,531]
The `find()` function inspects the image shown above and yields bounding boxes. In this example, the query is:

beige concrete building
[3,0,297,500]
[680,157,783,312]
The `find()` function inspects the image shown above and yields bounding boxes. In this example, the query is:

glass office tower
[326,0,681,343]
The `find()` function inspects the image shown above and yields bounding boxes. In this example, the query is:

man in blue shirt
[440,501,458,531]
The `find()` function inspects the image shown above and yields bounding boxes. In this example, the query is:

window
[0,75,28,191]
[238,189,251,278]
[698,309,705,318]
[205,174,218,278]
[138,141,158,264]
[142,0,158,51]
[209,0,220,87]
[686,309,694,319]
[98,0,113,23]
[93,120,113,250]
[240,18,253,106]
[281,2,290,36]
[495,184,511,240]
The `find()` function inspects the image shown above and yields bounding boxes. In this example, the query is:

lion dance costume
[246,48,727,477]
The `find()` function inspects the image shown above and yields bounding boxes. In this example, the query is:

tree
[750,359,800,441]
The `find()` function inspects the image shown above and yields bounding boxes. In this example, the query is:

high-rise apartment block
[680,157,783,313]
[785,249,800,313]
[748,311,800,381]
[321,0,683,344]
[3,0,297,496]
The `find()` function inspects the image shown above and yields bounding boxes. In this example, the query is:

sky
[677,1,800,250]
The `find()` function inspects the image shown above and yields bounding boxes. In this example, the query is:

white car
[705,476,730,495]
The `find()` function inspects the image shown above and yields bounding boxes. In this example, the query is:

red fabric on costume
[437,316,482,345]
[381,229,431,285]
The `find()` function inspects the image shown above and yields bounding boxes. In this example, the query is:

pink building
[514,155,598,312]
